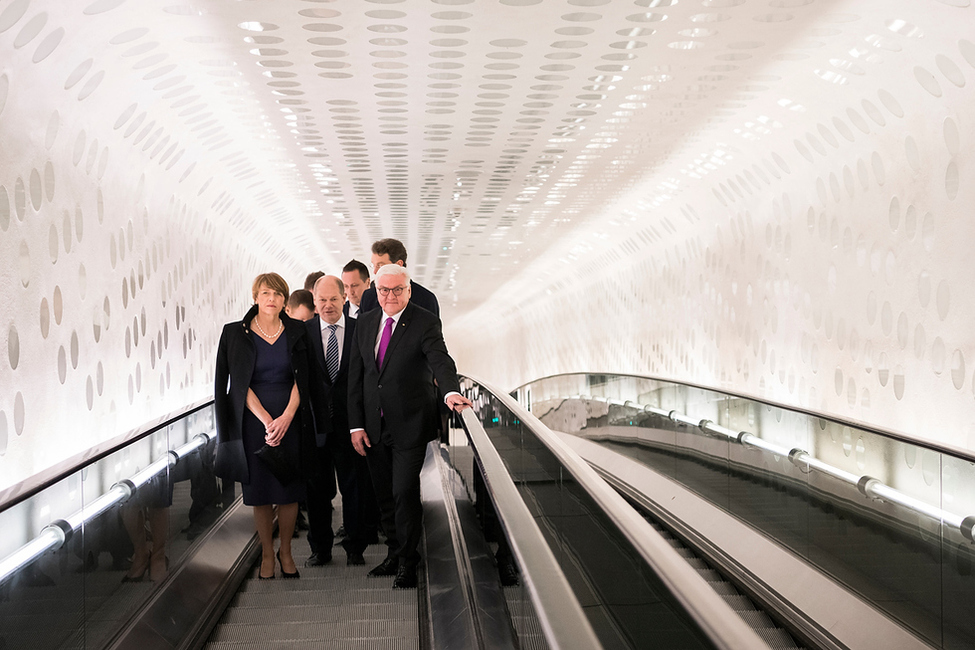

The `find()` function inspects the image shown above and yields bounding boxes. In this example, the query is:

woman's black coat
[213,305,329,483]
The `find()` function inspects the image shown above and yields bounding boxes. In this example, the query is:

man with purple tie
[347,264,471,589]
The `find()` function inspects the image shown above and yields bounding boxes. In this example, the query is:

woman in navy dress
[214,273,329,579]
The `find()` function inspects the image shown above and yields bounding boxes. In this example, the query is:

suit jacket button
[378,384,382,389]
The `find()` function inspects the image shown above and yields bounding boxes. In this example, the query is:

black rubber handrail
[463,374,771,650]
[458,404,602,649]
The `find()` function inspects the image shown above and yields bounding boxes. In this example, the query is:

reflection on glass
[0,404,236,650]
[462,379,716,649]
[518,373,975,649]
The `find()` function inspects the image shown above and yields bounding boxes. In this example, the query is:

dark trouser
[365,438,427,567]
[333,444,380,553]
[474,457,513,563]
[305,445,336,555]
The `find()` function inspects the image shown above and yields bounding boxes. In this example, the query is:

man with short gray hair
[347,264,471,588]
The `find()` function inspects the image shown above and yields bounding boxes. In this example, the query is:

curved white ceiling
[6,0,932,310]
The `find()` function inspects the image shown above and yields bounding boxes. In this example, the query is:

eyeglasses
[377,286,408,296]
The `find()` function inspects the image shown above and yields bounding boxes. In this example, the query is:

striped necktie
[325,324,339,382]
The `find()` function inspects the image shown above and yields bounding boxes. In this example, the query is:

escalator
[4,372,963,649]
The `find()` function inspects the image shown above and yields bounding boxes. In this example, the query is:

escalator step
[736,608,776,629]
[206,639,411,649]
[754,625,803,649]
[217,602,410,625]
[207,620,417,645]
[708,581,739,597]
[721,593,758,612]
[227,586,413,609]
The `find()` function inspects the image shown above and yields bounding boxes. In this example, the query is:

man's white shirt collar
[320,313,345,331]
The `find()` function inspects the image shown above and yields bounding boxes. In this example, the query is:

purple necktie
[376,317,394,370]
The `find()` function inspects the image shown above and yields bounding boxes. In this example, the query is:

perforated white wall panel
[448,2,975,454]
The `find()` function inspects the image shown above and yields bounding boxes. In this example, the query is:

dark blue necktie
[325,324,339,382]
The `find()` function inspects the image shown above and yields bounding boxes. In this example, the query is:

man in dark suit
[341,259,371,320]
[348,264,471,588]
[357,238,439,316]
[304,276,377,566]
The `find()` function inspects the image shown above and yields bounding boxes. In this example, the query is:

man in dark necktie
[304,275,375,566]
[341,259,371,320]
[347,264,471,588]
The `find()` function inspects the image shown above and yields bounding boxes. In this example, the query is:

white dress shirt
[320,313,346,367]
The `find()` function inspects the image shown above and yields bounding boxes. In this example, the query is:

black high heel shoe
[122,556,149,583]
[277,550,300,579]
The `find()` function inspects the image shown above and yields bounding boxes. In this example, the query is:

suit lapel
[339,317,356,376]
[361,309,381,368]
[309,315,325,367]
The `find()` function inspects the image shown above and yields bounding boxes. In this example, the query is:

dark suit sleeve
[359,287,378,314]
[425,289,440,317]
[347,324,366,431]
[304,331,332,444]
[213,324,232,441]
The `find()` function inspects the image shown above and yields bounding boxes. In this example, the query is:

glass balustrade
[0,404,233,650]
[516,373,975,650]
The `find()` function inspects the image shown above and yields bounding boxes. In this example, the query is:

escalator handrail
[0,398,215,513]
[515,371,975,464]
[465,375,772,650]
[583,395,975,540]
[0,431,212,587]
[458,407,602,650]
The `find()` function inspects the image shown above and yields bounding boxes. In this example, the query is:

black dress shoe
[367,556,398,577]
[304,552,332,567]
[346,551,365,566]
[392,563,417,589]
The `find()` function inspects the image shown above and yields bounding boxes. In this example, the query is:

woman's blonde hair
[251,272,289,301]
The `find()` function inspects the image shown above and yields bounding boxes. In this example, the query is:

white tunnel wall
[0,0,973,494]
[0,4,310,492]
[447,12,975,454]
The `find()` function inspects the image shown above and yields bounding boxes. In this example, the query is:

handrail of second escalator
[0,431,212,587]
[463,376,772,650]
[582,395,974,540]
[459,407,602,650]
[0,398,215,512]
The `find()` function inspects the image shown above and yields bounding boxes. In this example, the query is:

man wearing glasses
[347,264,471,588]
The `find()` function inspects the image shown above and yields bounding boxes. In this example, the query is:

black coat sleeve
[347,325,366,432]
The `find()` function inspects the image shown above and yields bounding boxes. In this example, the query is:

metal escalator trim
[465,375,773,650]
[105,497,259,650]
[421,442,519,650]
[420,442,479,649]
[561,432,935,650]
[459,408,601,650]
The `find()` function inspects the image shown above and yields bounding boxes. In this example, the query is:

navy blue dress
[241,331,306,506]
